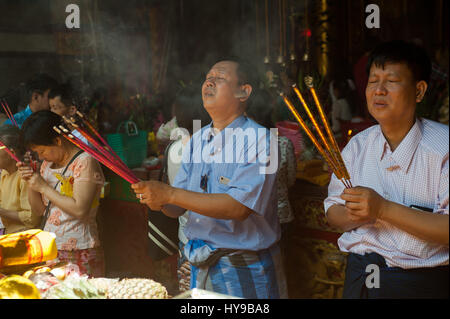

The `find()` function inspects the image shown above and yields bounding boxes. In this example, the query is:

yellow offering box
[0,229,58,269]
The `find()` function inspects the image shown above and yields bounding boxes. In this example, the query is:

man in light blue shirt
[132,57,287,298]
[3,74,57,128]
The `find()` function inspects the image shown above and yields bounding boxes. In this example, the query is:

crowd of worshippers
[0,40,448,299]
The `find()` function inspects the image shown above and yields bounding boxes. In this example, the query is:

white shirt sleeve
[323,139,354,215]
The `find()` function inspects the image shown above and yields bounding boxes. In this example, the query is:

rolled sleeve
[323,141,353,215]
[226,162,277,216]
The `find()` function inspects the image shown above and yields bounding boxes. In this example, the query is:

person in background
[48,84,88,144]
[0,125,40,234]
[325,40,449,298]
[156,107,178,144]
[165,84,211,293]
[17,110,105,277]
[3,74,58,128]
[330,79,353,137]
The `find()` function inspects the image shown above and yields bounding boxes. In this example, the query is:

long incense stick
[292,84,344,180]
[54,126,139,184]
[57,125,139,184]
[0,141,20,162]
[280,93,349,188]
[74,111,123,164]
[308,85,352,186]
[2,100,18,127]
[1,100,18,127]
[64,117,130,173]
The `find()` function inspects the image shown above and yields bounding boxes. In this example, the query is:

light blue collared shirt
[3,105,32,128]
[173,115,280,251]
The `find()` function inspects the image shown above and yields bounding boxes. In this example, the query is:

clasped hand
[340,186,388,223]
[16,161,47,193]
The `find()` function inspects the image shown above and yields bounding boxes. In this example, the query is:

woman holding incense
[17,110,105,277]
[0,125,40,234]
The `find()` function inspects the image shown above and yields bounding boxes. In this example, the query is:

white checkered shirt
[324,118,449,269]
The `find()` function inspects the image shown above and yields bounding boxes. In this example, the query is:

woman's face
[30,143,64,163]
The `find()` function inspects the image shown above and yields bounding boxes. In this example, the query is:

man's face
[366,62,418,126]
[202,61,242,118]
[49,96,70,117]
[34,89,51,111]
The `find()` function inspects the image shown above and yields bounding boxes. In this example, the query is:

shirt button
[196,218,200,223]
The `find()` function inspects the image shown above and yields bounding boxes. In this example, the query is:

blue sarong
[184,239,288,299]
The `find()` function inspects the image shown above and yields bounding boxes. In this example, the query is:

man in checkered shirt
[325,40,448,298]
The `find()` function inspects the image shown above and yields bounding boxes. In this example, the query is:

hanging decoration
[283,0,287,62]
[255,0,261,62]
[303,0,310,62]
[289,1,296,62]
[277,0,284,64]
[316,0,329,77]
[264,0,270,64]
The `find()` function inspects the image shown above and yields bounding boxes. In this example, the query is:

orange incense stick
[307,83,351,184]
[280,93,345,183]
[292,84,344,179]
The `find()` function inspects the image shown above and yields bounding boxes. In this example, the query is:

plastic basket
[104,169,138,203]
[106,121,148,169]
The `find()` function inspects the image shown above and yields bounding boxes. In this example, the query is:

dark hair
[245,89,275,129]
[21,110,63,147]
[26,74,58,102]
[174,84,211,135]
[214,55,258,89]
[333,79,351,100]
[48,83,78,107]
[0,124,26,158]
[366,40,432,83]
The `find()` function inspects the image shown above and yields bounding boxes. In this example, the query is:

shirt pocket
[214,174,231,193]
[211,164,232,193]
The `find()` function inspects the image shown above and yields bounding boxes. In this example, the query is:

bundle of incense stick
[280,77,352,188]
[0,100,37,170]
[0,141,20,163]
[1,98,18,127]
[52,112,139,184]
[0,137,37,172]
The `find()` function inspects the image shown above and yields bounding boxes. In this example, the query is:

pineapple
[106,278,168,299]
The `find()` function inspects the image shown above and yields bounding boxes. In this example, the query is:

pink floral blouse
[40,152,104,251]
